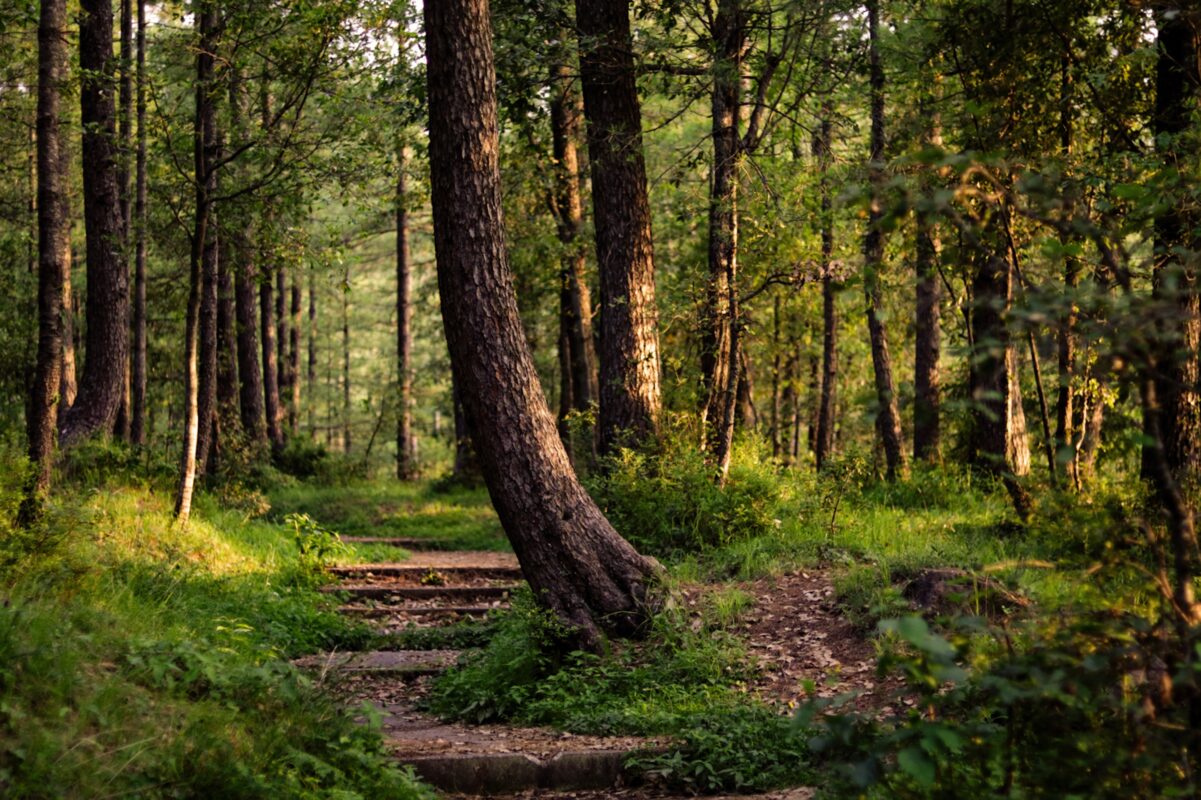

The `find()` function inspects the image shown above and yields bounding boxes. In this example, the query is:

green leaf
[898,746,936,787]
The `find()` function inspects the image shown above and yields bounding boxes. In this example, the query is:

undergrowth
[0,448,431,799]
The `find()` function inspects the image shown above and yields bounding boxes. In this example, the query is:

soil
[728,569,902,713]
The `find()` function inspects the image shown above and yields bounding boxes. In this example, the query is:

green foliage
[588,430,784,558]
[426,589,812,792]
[285,511,352,574]
[804,611,1200,799]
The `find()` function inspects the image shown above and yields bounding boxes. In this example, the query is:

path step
[323,584,520,601]
[338,604,499,618]
[378,702,662,795]
[293,649,460,677]
[328,564,522,581]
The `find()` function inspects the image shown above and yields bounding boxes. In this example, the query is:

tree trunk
[1053,55,1076,481]
[261,268,283,449]
[770,296,782,458]
[289,275,301,435]
[195,195,219,476]
[234,240,265,443]
[217,226,240,422]
[913,105,942,463]
[780,346,798,466]
[575,0,662,455]
[276,263,290,423]
[61,260,77,415]
[425,0,658,647]
[969,240,1031,479]
[813,114,837,472]
[396,147,415,479]
[112,0,133,443]
[863,0,905,482]
[61,0,130,446]
[549,50,598,442]
[308,268,316,432]
[174,0,218,523]
[1150,8,1201,482]
[342,264,351,453]
[21,0,70,523]
[130,0,147,446]
[702,0,744,479]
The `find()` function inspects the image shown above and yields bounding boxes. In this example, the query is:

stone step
[327,564,522,581]
[338,604,500,618]
[292,649,460,677]
[323,584,520,601]
[378,702,663,795]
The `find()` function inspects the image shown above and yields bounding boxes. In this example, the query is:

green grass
[0,473,432,799]
[269,479,508,552]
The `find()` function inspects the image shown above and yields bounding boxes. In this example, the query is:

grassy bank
[0,452,431,799]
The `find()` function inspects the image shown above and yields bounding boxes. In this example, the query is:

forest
[0,0,1199,797]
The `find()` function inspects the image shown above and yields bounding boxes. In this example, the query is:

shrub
[587,428,784,557]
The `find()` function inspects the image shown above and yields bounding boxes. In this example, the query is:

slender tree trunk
[549,51,598,433]
[913,108,942,463]
[217,226,239,422]
[61,261,77,415]
[576,0,662,455]
[342,264,351,453]
[813,113,837,471]
[780,347,797,466]
[308,268,316,433]
[289,276,301,434]
[174,0,217,523]
[863,0,905,481]
[20,0,70,524]
[1149,9,1201,482]
[234,242,265,443]
[426,0,658,647]
[1053,55,1076,482]
[195,188,219,475]
[112,0,133,442]
[396,147,415,479]
[130,0,147,445]
[770,296,782,458]
[276,263,290,420]
[61,0,130,446]
[702,0,745,480]
[261,267,283,449]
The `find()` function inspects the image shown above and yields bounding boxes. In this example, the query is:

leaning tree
[424,0,659,647]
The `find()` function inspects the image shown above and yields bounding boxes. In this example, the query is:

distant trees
[425,0,658,646]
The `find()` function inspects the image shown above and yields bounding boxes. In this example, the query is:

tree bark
[289,275,301,435]
[1149,8,1201,482]
[195,189,219,476]
[308,267,316,432]
[21,0,70,523]
[61,261,77,414]
[396,146,415,479]
[261,267,283,449]
[1053,55,1076,482]
[277,263,291,422]
[112,0,133,442]
[969,238,1031,479]
[576,0,662,455]
[61,0,130,446]
[342,263,351,453]
[174,0,218,523]
[549,50,598,441]
[130,0,147,446]
[425,0,658,647]
[913,107,942,463]
[813,113,837,472]
[217,225,239,421]
[863,0,905,482]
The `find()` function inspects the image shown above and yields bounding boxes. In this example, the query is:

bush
[587,428,784,557]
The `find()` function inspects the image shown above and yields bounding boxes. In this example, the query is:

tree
[425,0,659,646]
[396,146,415,479]
[60,0,130,446]
[912,108,942,463]
[20,0,70,523]
[575,0,662,455]
[862,0,905,481]
[174,0,219,523]
[130,0,147,446]
[813,111,837,472]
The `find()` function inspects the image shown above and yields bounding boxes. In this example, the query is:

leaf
[898,745,936,787]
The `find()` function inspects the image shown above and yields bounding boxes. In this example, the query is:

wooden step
[322,584,519,601]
